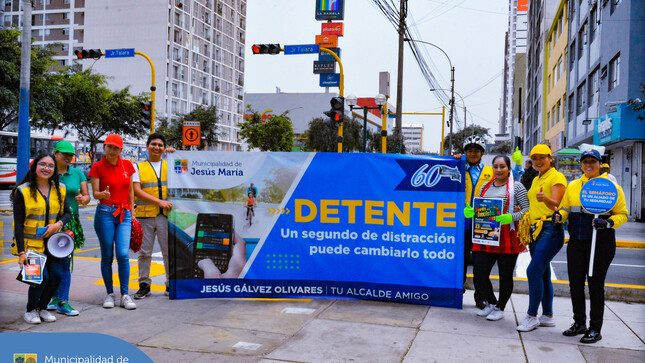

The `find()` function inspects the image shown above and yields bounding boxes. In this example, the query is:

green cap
[54,140,75,154]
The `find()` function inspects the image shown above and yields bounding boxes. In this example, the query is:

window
[568,94,575,122]
[555,100,561,125]
[589,68,599,104]
[62,28,69,35]
[548,75,552,91]
[558,13,564,36]
[577,81,587,115]
[590,6,597,43]
[557,56,563,80]
[569,43,576,68]
[609,54,620,90]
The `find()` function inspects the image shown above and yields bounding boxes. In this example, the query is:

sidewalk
[1,257,643,362]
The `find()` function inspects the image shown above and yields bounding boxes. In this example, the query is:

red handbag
[130,219,143,253]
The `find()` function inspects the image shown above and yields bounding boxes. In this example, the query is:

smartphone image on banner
[193,213,234,277]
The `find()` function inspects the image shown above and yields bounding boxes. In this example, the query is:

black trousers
[567,237,616,332]
[473,251,519,311]
[27,254,63,311]
[464,230,485,303]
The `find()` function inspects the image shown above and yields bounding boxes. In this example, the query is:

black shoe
[134,283,151,299]
[562,323,587,336]
[164,286,170,296]
[580,329,602,344]
[475,300,488,310]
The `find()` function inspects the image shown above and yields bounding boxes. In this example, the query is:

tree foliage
[304,116,405,153]
[443,125,490,154]
[0,28,60,130]
[156,105,220,150]
[238,107,294,151]
[491,141,512,154]
[31,70,147,162]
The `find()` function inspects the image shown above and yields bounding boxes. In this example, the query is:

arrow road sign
[284,44,320,55]
[183,121,201,146]
[105,48,135,58]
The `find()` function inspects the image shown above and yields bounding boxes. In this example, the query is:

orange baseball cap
[104,134,123,149]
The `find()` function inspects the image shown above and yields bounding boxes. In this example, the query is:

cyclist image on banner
[247,183,258,198]
[245,192,256,225]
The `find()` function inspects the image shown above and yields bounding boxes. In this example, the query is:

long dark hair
[10,153,63,209]
[492,155,512,179]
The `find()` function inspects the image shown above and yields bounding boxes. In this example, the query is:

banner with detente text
[167,151,466,308]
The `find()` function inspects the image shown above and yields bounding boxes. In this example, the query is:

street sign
[315,35,338,48]
[322,22,344,36]
[182,121,201,146]
[315,0,345,20]
[284,44,320,55]
[319,48,340,62]
[319,73,340,87]
[580,178,618,215]
[105,48,135,58]
[313,61,336,74]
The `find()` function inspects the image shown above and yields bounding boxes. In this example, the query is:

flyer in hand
[472,197,504,247]
[20,250,47,285]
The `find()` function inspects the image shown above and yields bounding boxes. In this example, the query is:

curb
[564,237,645,249]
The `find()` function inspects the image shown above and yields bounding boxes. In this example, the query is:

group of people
[13,133,174,324]
[460,136,628,344]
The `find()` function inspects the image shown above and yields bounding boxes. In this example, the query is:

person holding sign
[553,149,628,343]
[464,155,529,321]
[11,153,71,324]
[516,144,567,332]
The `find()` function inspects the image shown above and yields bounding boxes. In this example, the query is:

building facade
[2,0,246,150]
[543,0,568,152]
[401,124,423,153]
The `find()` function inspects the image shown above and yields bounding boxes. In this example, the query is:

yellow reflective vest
[465,165,494,205]
[16,183,67,253]
[135,161,168,218]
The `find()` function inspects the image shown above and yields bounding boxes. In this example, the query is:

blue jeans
[27,254,64,311]
[54,256,71,302]
[527,221,564,316]
[94,205,132,296]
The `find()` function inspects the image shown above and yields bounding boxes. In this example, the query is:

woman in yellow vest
[11,153,71,324]
[516,144,567,332]
[553,149,629,343]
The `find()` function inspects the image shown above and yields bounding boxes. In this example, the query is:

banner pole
[588,213,598,277]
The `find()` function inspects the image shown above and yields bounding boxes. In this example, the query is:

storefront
[593,104,645,221]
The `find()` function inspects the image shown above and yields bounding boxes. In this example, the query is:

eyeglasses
[37,162,56,170]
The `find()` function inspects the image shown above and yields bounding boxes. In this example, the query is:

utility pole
[449,66,455,153]
[17,0,32,182]
[394,0,407,152]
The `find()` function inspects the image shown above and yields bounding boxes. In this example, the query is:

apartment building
[402,124,423,153]
[2,0,246,150]
[543,0,568,152]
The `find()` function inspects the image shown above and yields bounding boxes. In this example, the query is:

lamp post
[346,94,387,153]
[403,39,455,153]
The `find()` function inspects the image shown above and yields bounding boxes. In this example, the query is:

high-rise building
[402,124,423,153]
[2,0,247,150]
[498,0,527,151]
[543,0,568,153]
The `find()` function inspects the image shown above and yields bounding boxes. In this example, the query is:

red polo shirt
[89,156,135,206]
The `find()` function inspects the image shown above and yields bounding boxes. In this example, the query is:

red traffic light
[74,49,102,59]
[74,50,83,59]
[251,44,281,55]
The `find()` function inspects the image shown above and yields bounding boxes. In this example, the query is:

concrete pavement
[0,255,644,362]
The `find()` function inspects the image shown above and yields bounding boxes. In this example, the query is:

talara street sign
[105,48,135,58]
[284,44,320,55]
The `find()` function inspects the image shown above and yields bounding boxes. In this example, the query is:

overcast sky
[244,0,508,153]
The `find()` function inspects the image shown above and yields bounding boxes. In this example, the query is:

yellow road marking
[87,217,94,221]
[75,247,100,253]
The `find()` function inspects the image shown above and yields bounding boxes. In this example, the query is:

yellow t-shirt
[527,167,567,220]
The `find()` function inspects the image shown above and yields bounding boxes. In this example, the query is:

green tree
[34,70,147,162]
[238,107,294,151]
[443,125,490,154]
[304,116,405,153]
[156,105,220,150]
[491,141,512,154]
[0,28,60,130]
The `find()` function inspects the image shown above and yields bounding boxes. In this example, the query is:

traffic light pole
[134,51,156,134]
[398,107,445,155]
[320,47,344,153]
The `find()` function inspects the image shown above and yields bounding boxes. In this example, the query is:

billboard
[168,152,466,308]
[315,0,345,20]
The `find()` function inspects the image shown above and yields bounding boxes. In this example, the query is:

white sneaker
[477,303,496,317]
[24,310,41,324]
[486,307,504,321]
[38,309,56,322]
[516,315,540,332]
[120,295,137,310]
[539,315,555,327]
[103,293,115,309]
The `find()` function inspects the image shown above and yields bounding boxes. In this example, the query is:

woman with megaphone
[46,141,91,316]
[11,153,71,324]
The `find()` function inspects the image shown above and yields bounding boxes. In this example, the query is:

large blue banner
[167,152,466,308]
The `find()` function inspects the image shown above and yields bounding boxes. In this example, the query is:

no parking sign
[580,177,618,276]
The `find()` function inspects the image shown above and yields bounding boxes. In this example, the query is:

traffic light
[251,44,281,55]
[323,96,345,127]
[74,49,103,59]
[139,101,152,128]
